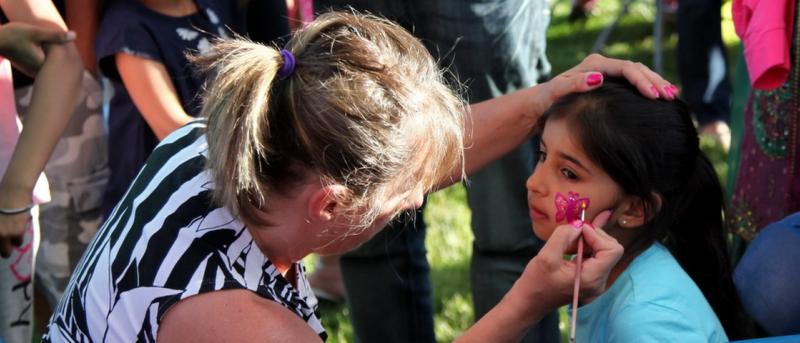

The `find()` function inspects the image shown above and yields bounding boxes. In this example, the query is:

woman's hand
[0,185,33,257]
[0,21,75,76]
[529,54,679,121]
[456,211,622,342]
[517,210,623,319]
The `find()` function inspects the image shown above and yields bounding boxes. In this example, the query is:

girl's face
[526,118,624,240]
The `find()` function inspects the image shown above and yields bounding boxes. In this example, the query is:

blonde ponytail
[191,12,465,230]
[190,39,283,216]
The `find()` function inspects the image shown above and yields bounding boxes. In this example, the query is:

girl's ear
[307,184,350,222]
[616,193,662,228]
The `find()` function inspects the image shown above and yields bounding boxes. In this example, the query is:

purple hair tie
[278,49,296,80]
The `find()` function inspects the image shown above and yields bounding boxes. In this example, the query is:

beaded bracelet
[0,203,34,215]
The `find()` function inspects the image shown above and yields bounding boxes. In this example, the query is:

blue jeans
[340,210,434,343]
[315,1,558,342]
[734,212,800,336]
[676,0,731,126]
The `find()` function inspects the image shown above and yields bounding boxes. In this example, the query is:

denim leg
[314,2,557,341]
[340,210,434,343]
[313,3,431,342]
[734,212,800,336]
[466,140,559,343]
[470,247,560,341]
[414,1,558,342]
[677,0,731,126]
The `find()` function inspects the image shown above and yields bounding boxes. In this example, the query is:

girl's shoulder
[604,244,728,341]
[607,300,728,342]
[621,243,705,303]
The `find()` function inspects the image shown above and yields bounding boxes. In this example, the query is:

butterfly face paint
[554,191,590,227]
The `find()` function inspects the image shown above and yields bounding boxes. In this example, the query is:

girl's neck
[601,225,651,287]
[139,0,198,17]
[606,249,637,286]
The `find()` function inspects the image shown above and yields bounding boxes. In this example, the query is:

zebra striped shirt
[43,120,326,342]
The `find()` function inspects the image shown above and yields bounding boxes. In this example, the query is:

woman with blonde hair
[44,11,674,342]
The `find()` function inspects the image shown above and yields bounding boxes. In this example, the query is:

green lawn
[313,0,737,341]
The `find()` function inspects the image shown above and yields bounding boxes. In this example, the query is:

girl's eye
[561,168,578,180]
[536,150,547,162]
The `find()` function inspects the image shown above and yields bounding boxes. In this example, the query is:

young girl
[44,11,672,342]
[526,78,752,341]
[95,0,239,217]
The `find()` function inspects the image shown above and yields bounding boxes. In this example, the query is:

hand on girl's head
[539,54,678,118]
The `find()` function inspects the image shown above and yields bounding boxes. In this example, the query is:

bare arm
[116,53,193,140]
[444,54,678,185]
[457,212,622,342]
[158,289,323,343]
[0,0,83,257]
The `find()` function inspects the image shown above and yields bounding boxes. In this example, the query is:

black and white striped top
[43,120,326,342]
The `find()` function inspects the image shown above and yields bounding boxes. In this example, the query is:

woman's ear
[307,184,350,222]
[616,193,662,228]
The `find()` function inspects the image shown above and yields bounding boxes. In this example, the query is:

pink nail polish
[586,73,603,86]
[670,85,680,95]
[663,85,675,99]
[650,85,660,98]
[571,219,584,229]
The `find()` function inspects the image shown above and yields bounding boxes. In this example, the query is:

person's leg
[311,4,433,342]
[340,211,434,343]
[734,212,800,336]
[676,0,731,148]
[308,255,346,302]
[413,0,559,341]
[466,142,559,342]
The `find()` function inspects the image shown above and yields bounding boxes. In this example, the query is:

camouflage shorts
[14,72,109,308]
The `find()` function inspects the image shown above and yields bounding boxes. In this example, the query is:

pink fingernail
[586,73,603,86]
[663,85,675,99]
[650,85,660,98]
[670,85,680,95]
[571,219,584,229]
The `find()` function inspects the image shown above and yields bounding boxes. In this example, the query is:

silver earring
[620,219,628,225]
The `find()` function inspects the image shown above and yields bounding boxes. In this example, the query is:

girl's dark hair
[539,78,752,339]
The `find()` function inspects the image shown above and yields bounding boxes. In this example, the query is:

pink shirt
[0,57,50,204]
[733,0,796,90]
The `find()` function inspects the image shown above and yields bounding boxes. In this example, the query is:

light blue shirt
[569,243,728,342]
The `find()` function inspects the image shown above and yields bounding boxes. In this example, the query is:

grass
[311,0,738,341]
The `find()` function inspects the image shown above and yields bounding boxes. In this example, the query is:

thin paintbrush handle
[570,236,584,343]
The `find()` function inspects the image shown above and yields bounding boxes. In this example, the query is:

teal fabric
[569,243,728,342]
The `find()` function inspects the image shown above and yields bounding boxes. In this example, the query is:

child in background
[525,78,753,341]
[95,0,239,217]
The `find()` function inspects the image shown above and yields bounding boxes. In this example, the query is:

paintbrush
[570,204,587,343]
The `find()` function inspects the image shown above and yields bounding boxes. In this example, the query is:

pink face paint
[558,192,590,343]
[554,191,590,226]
